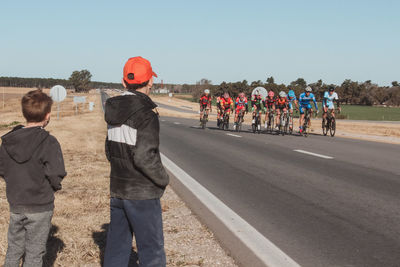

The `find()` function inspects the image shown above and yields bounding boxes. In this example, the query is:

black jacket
[0,126,67,213]
[105,91,169,200]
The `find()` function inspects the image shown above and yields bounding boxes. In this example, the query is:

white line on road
[173,122,181,125]
[161,153,300,267]
[161,119,166,122]
[226,133,242,138]
[294,149,334,159]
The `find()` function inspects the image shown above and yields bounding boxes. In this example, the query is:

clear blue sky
[1,0,399,86]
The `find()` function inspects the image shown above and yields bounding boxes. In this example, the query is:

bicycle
[252,111,262,134]
[266,109,274,134]
[322,109,339,137]
[220,110,230,131]
[200,109,209,129]
[301,107,313,137]
[234,110,245,132]
[287,110,295,135]
[277,111,288,136]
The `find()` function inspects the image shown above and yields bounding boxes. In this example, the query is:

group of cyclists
[199,85,341,134]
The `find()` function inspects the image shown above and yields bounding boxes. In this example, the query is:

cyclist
[234,92,248,130]
[220,92,234,124]
[298,86,318,133]
[287,89,298,132]
[216,93,222,126]
[275,91,289,130]
[322,86,341,126]
[199,89,212,124]
[251,91,265,130]
[264,91,276,128]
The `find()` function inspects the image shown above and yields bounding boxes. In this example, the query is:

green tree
[266,76,275,84]
[392,81,399,87]
[69,70,92,92]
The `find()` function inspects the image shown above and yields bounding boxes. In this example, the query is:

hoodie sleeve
[0,146,5,178]
[42,136,67,191]
[133,112,169,188]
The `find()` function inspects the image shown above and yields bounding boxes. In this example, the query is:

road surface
[159,116,400,267]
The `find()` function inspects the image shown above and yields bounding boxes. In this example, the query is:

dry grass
[0,90,237,267]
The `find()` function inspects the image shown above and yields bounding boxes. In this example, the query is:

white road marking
[173,122,181,125]
[161,153,300,267]
[226,133,242,138]
[294,149,334,159]
[161,119,166,122]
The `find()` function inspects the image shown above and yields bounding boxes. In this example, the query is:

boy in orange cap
[104,57,169,267]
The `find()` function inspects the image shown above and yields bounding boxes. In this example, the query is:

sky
[0,0,399,86]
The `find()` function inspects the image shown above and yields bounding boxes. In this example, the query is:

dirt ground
[152,95,400,144]
[0,90,237,266]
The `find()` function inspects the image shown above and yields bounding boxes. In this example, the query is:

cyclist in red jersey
[220,92,234,121]
[199,89,212,123]
[234,92,248,129]
[264,91,276,128]
[275,91,289,130]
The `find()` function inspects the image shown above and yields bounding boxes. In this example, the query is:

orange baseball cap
[123,56,157,84]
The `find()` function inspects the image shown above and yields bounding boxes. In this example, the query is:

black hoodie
[0,126,66,213]
[105,91,169,200]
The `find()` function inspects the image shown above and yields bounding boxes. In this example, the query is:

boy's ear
[122,78,127,89]
[45,112,51,121]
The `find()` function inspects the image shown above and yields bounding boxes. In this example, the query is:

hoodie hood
[104,91,157,126]
[1,126,49,163]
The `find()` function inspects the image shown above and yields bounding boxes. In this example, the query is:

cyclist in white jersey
[322,86,341,123]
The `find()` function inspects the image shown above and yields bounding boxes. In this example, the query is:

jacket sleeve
[42,137,67,191]
[105,136,111,162]
[0,146,4,178]
[134,112,169,188]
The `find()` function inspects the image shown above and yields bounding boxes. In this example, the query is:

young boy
[0,89,67,267]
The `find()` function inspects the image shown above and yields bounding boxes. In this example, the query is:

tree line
[0,71,124,92]
[1,73,399,106]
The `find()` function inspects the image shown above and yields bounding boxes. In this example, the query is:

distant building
[154,88,169,94]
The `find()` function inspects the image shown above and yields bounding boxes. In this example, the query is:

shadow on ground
[92,224,139,267]
[43,225,65,267]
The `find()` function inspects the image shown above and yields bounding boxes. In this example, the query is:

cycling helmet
[268,91,275,97]
[279,91,286,98]
[328,86,335,92]
[223,92,229,99]
[305,86,312,92]
[204,89,210,94]
[288,90,295,98]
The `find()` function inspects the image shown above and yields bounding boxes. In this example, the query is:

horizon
[1,1,399,87]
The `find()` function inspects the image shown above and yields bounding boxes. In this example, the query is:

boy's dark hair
[21,90,53,122]
[124,80,149,92]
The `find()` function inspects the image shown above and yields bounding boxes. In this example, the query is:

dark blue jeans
[103,198,166,267]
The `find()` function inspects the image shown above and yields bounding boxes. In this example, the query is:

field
[333,104,400,121]
[0,90,237,266]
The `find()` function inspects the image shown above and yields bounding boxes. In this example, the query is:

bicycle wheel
[284,115,289,135]
[330,117,336,137]
[289,115,293,134]
[224,116,229,130]
[322,118,328,136]
[257,116,261,134]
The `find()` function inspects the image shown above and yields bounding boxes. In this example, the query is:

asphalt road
[159,116,400,267]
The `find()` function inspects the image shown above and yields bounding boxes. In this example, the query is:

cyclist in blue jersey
[322,86,341,123]
[287,89,298,132]
[298,86,318,133]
